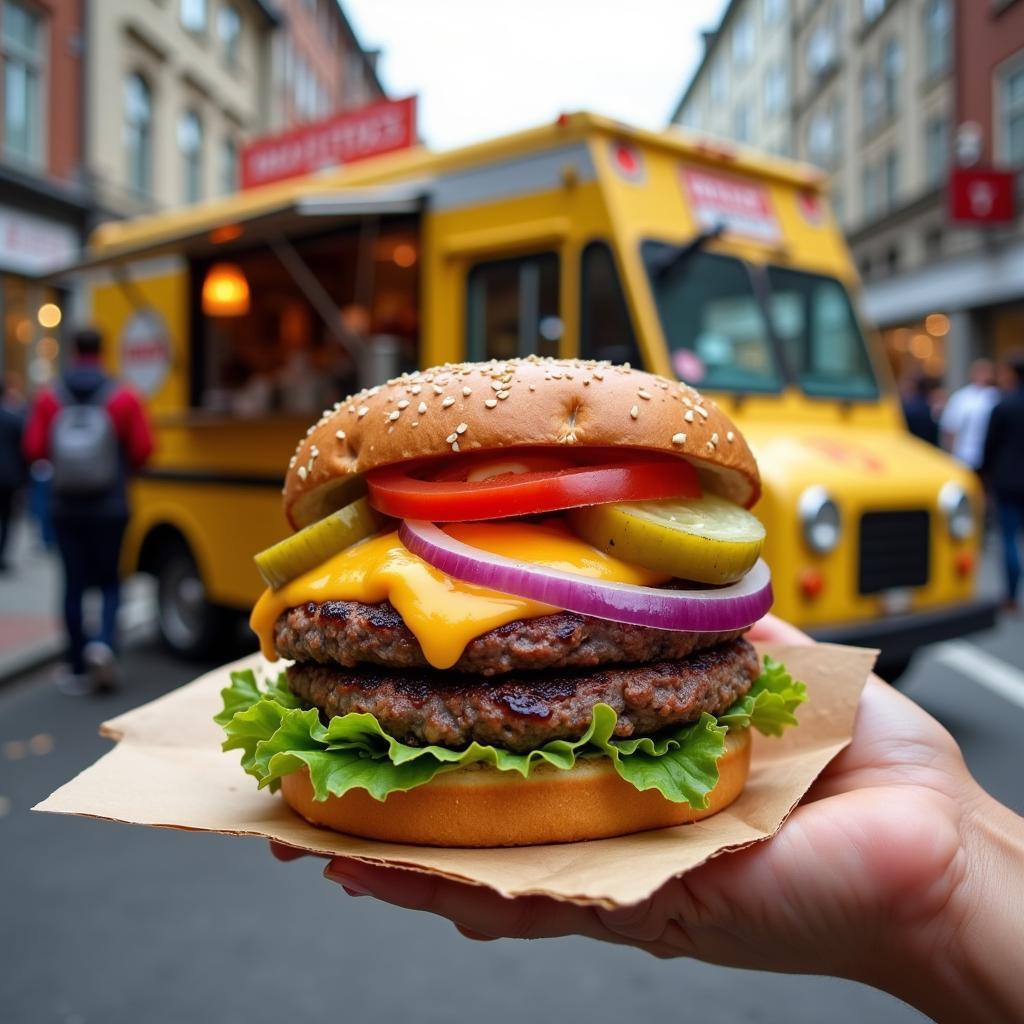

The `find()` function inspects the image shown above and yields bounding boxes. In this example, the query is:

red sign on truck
[680,167,781,243]
[240,96,417,190]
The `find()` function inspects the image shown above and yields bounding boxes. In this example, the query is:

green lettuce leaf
[216,656,806,808]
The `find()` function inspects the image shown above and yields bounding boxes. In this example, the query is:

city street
[2,592,1022,1024]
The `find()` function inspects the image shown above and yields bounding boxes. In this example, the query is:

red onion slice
[399,520,773,633]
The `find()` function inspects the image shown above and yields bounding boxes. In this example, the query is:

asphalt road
[2,615,1023,1024]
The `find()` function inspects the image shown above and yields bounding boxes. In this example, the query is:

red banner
[948,167,1016,224]
[240,96,417,190]
[681,167,781,243]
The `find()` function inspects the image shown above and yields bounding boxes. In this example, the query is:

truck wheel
[155,541,233,659]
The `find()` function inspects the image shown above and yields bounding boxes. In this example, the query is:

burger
[217,357,805,847]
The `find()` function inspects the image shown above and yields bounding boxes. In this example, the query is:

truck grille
[858,511,930,595]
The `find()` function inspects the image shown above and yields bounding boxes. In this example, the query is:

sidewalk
[0,517,155,683]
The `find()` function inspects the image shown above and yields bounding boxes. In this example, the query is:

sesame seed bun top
[283,357,760,528]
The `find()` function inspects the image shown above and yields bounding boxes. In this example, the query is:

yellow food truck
[65,112,995,674]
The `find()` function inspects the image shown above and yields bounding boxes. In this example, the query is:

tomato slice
[366,449,701,522]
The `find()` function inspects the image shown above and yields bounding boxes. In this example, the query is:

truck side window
[466,252,561,361]
[580,242,642,367]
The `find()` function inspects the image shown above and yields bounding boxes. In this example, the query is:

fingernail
[324,863,370,895]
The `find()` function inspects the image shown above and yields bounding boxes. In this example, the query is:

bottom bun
[280,727,751,847]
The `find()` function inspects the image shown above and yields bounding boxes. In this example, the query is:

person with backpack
[23,326,154,694]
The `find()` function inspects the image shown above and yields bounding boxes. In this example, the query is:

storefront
[0,190,84,401]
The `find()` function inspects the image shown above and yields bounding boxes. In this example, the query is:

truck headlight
[798,486,841,554]
[939,481,973,540]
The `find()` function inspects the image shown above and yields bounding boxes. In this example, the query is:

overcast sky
[343,0,729,150]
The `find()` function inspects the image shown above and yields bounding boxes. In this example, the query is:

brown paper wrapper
[35,642,875,908]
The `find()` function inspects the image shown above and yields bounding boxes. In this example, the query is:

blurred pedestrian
[0,378,26,571]
[940,358,999,471]
[982,350,1024,611]
[900,373,940,445]
[23,326,154,694]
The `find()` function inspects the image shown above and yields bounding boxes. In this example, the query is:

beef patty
[286,638,758,751]
[274,599,747,676]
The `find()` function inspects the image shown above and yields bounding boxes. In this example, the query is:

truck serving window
[580,242,641,367]
[642,243,782,392]
[764,267,879,399]
[466,252,560,362]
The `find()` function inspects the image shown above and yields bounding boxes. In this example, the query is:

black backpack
[50,382,120,496]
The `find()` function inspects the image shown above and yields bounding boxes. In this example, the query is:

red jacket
[24,375,154,470]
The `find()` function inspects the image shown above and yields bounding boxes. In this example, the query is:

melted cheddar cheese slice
[250,520,669,670]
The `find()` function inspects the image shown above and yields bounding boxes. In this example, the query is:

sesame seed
[638,389,651,400]
[410,385,422,395]
[446,432,458,444]
[711,432,719,444]
[682,397,693,407]
[672,432,687,445]
[288,455,297,468]
[684,410,695,423]
[418,402,427,414]
[497,391,509,400]
[697,406,709,419]
[456,422,468,434]
[706,441,715,451]
[529,384,536,391]
[388,410,400,422]
[357,406,368,417]
[593,371,604,381]
[348,404,355,413]
[451,441,460,452]
[297,465,307,480]
[433,384,444,395]
[727,431,735,443]
[335,430,346,440]
[411,421,419,428]
[630,404,639,419]
[442,396,455,408]
[485,398,498,408]
[462,386,472,396]
[309,445,319,457]
[491,381,505,391]
[397,399,410,410]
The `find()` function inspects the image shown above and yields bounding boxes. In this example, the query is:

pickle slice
[568,494,765,585]
[254,497,383,589]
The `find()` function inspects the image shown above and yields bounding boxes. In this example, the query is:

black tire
[154,540,235,659]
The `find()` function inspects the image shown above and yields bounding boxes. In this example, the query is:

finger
[746,613,812,646]
[269,840,320,862]
[323,858,616,943]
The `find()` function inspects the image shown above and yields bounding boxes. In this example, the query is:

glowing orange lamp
[202,262,250,317]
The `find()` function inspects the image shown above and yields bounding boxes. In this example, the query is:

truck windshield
[765,266,879,399]
[641,243,782,392]
[643,242,880,399]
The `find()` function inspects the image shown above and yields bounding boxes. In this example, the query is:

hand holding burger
[218,358,805,846]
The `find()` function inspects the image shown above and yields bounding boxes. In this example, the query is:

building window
[124,73,153,196]
[732,12,754,69]
[861,64,882,134]
[764,63,787,116]
[925,0,952,79]
[466,253,561,362]
[925,115,949,187]
[862,162,881,220]
[710,56,728,103]
[882,39,902,119]
[807,104,839,167]
[734,103,751,143]
[217,3,241,66]
[863,0,886,23]
[999,59,1024,165]
[763,0,786,26]
[884,150,900,209]
[1,0,43,165]
[178,110,203,203]
[806,22,837,81]
[220,135,238,195]
[180,0,207,34]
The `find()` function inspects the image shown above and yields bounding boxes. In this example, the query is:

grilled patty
[274,599,747,676]
[286,638,758,751]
